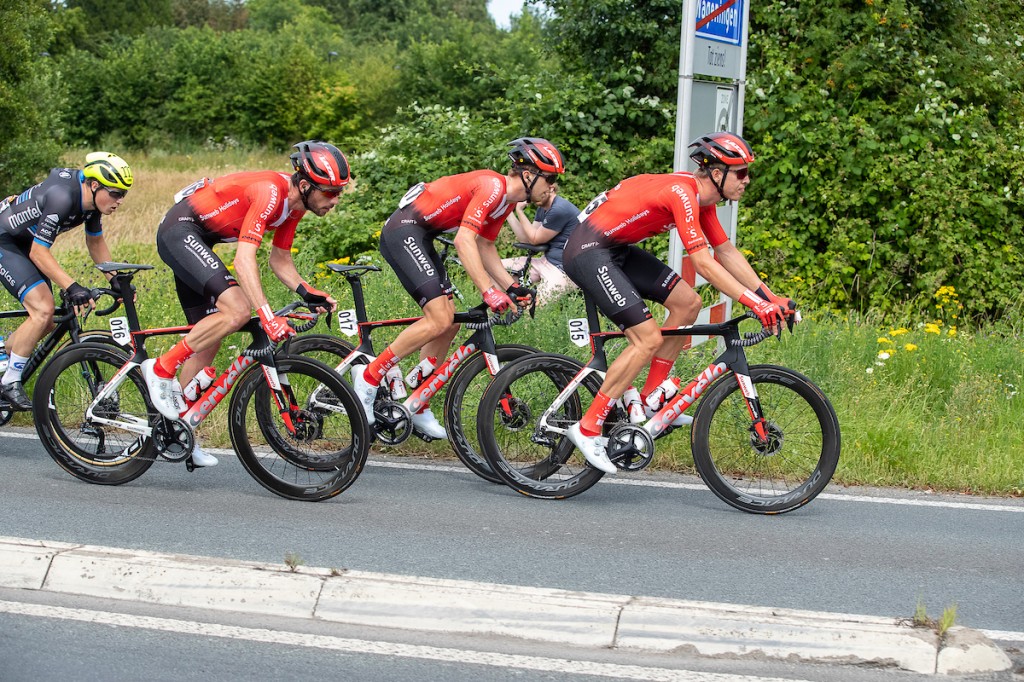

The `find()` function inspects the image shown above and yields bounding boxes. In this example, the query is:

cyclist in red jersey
[560,132,796,473]
[142,141,350,466]
[350,137,565,438]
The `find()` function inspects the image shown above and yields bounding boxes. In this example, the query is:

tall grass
[22,150,1023,496]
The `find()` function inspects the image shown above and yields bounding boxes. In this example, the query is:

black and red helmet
[688,132,755,168]
[290,140,351,191]
[507,137,566,175]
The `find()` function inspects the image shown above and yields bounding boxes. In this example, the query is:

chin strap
[518,171,542,203]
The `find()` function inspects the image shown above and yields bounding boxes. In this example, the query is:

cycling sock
[155,338,194,378]
[364,347,399,386]
[580,391,614,436]
[641,356,674,402]
[2,353,29,384]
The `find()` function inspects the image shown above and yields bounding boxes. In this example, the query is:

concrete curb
[0,535,1011,675]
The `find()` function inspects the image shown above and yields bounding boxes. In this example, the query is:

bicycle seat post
[344,273,370,324]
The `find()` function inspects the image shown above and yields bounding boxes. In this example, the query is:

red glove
[257,304,296,343]
[739,290,784,331]
[483,286,514,313]
[757,285,798,331]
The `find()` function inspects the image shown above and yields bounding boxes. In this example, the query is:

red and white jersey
[400,170,515,241]
[185,171,303,249]
[577,172,729,253]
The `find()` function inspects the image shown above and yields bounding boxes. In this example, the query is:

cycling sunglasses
[104,187,128,200]
[731,167,751,181]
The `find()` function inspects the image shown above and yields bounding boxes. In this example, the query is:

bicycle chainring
[374,400,412,445]
[153,418,194,462]
[606,423,656,472]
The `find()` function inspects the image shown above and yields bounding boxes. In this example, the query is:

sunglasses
[538,173,559,184]
[309,183,343,197]
[731,167,751,181]
[104,187,128,200]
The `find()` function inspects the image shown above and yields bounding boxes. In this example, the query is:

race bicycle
[0,286,125,424]
[476,295,840,514]
[291,241,542,483]
[32,263,370,502]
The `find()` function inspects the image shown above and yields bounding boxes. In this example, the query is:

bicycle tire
[690,364,840,514]
[476,353,608,499]
[32,342,157,485]
[229,354,370,501]
[443,343,537,483]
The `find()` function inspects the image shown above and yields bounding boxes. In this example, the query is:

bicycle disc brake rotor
[749,420,784,457]
[153,419,194,462]
[374,400,412,445]
[606,423,656,471]
[288,408,324,442]
[498,395,531,431]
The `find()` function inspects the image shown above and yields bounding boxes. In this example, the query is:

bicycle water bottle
[644,378,681,414]
[404,357,437,389]
[182,366,217,404]
[385,366,407,400]
[621,387,646,424]
[0,335,7,374]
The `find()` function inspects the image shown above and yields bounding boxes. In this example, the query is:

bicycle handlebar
[275,301,322,334]
[53,287,125,324]
[731,310,802,347]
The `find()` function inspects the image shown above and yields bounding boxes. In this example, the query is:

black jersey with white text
[0,168,102,249]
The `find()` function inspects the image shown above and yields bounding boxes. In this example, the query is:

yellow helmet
[82,152,133,191]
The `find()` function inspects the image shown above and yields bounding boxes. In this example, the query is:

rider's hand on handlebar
[739,290,785,335]
[756,285,799,333]
[296,281,336,314]
[505,282,535,310]
[257,304,296,343]
[64,281,95,316]
[483,286,514,313]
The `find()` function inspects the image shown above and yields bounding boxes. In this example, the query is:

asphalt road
[2,428,1022,637]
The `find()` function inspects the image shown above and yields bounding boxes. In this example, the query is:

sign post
[668,0,751,345]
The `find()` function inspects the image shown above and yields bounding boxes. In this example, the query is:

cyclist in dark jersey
[351,137,565,437]
[141,141,349,467]
[560,132,796,473]
[0,152,133,410]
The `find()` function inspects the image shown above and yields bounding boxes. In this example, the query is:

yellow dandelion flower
[924,323,941,335]
[889,328,909,336]
[742,249,755,257]
[947,327,957,337]
[290,247,298,254]
[790,275,804,283]
[904,343,918,352]
[877,337,893,345]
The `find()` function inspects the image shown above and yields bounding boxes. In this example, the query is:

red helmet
[688,132,755,168]
[290,140,351,190]
[507,137,566,175]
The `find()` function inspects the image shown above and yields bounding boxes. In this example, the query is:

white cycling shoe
[190,442,218,468]
[412,409,447,440]
[567,422,616,474]
[142,359,182,420]
[351,370,379,426]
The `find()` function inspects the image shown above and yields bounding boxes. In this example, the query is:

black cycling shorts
[379,208,454,308]
[563,238,680,331]
[156,201,238,324]
[0,233,50,303]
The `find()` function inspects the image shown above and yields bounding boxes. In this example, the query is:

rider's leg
[640,283,701,399]
[175,287,251,388]
[0,284,55,409]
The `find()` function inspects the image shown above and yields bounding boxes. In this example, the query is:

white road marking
[11,431,1021,513]
[0,600,810,682]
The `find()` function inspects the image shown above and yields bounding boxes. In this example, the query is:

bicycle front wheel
[477,353,606,499]
[443,343,536,483]
[691,364,840,514]
[229,355,370,501]
[33,342,157,485]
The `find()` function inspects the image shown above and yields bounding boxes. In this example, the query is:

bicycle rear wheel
[33,342,157,485]
[691,364,840,514]
[443,343,536,483]
[476,353,607,499]
[229,355,370,501]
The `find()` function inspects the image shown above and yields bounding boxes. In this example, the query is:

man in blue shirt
[501,184,579,304]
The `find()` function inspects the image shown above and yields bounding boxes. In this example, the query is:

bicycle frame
[535,297,768,442]
[328,266,507,409]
